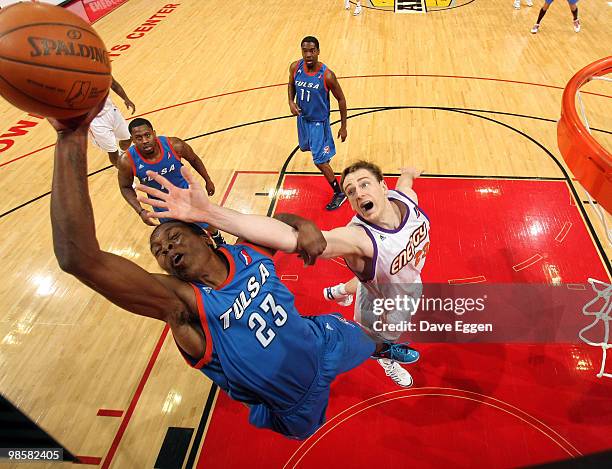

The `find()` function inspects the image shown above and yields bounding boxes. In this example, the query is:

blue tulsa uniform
[293,60,336,164]
[177,243,375,439]
[127,136,208,228]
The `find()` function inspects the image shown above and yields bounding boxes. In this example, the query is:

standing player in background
[344,1,362,15]
[89,76,136,166]
[513,0,533,9]
[117,118,225,246]
[288,36,349,211]
[141,161,427,388]
[530,0,580,34]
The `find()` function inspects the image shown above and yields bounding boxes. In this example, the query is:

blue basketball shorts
[297,116,336,165]
[545,0,578,4]
[248,314,375,439]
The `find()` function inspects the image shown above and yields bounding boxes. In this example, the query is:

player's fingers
[136,194,167,209]
[144,217,157,226]
[299,251,313,266]
[143,209,170,219]
[304,255,316,266]
[181,166,198,187]
[136,183,167,200]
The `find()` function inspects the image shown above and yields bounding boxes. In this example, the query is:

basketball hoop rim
[558,56,612,213]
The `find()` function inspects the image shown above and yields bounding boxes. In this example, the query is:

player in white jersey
[134,160,425,387]
[335,184,429,343]
[320,161,428,387]
[88,77,136,166]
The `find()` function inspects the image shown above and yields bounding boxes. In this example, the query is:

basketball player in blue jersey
[141,162,426,388]
[288,36,348,211]
[530,0,580,34]
[48,108,418,440]
[116,118,225,246]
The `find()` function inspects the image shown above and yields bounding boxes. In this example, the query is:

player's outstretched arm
[137,168,301,253]
[50,112,188,323]
[275,213,373,261]
[395,167,423,203]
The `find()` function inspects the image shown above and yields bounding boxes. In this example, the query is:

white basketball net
[579,278,612,378]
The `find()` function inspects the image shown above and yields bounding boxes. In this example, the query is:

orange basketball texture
[0,3,111,119]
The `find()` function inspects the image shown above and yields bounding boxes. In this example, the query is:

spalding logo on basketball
[0,3,112,119]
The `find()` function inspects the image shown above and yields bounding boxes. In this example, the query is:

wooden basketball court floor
[0,0,611,467]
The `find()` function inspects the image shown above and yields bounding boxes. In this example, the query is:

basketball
[0,3,111,119]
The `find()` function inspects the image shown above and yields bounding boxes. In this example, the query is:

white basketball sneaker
[525,0,533,7]
[530,23,540,34]
[323,284,354,307]
[353,4,362,15]
[378,359,413,387]
[513,0,520,9]
[344,0,350,9]
[573,19,581,33]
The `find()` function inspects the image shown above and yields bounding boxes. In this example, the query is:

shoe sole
[325,197,348,211]
[398,377,414,388]
[380,366,414,387]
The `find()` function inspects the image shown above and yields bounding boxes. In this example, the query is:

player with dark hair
[117,118,225,245]
[288,36,348,211]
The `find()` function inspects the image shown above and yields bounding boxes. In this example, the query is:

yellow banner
[371,0,394,6]
[426,0,453,6]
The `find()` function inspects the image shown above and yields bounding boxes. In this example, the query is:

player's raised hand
[398,167,423,179]
[136,167,211,223]
[47,94,107,133]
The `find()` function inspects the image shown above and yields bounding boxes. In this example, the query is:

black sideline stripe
[154,427,194,469]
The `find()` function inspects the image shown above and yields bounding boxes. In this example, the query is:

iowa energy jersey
[179,244,321,410]
[349,190,431,340]
[293,60,330,122]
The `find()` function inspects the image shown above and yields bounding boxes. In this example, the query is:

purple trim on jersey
[393,189,431,222]
[344,225,378,283]
[356,198,410,234]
